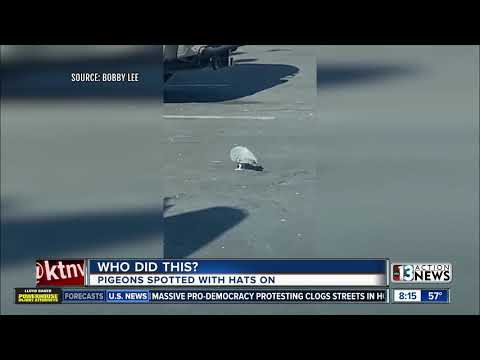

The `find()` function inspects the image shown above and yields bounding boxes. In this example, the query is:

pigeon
[230,146,263,171]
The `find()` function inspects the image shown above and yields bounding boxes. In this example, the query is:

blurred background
[1,46,166,314]
[1,45,164,99]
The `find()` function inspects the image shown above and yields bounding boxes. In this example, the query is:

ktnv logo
[391,263,452,283]
[36,260,85,287]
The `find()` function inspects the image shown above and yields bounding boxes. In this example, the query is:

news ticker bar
[16,288,390,304]
[16,288,452,304]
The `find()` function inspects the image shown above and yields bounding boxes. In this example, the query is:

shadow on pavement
[1,206,165,266]
[234,58,259,64]
[164,63,300,103]
[165,207,248,258]
[1,205,248,265]
[317,63,419,90]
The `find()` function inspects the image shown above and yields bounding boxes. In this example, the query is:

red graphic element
[392,265,401,281]
[36,260,85,287]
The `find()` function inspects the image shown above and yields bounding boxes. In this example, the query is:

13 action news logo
[392,263,452,283]
[36,260,85,287]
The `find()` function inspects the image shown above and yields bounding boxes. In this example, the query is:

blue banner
[148,289,388,303]
[420,289,449,303]
[88,259,386,274]
[106,289,150,303]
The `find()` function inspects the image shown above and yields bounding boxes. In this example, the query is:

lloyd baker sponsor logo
[391,263,452,283]
[36,260,85,287]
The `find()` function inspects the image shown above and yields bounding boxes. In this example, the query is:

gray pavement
[1,45,478,314]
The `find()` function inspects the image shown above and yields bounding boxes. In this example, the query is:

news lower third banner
[16,288,389,304]
[86,259,388,287]
[23,259,390,304]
